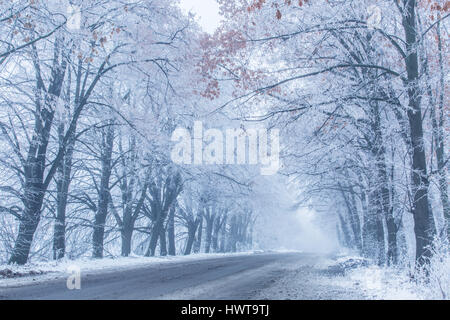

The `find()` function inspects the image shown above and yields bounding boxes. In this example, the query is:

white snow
[329,265,422,300]
[257,253,449,300]
[322,253,450,300]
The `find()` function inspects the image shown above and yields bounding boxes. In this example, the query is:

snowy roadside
[256,254,449,300]
[329,261,449,300]
[0,251,267,288]
[255,254,370,300]
[328,263,421,300]
[324,256,421,300]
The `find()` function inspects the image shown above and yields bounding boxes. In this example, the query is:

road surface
[0,252,363,300]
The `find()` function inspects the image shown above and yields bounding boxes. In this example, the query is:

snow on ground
[0,251,263,288]
[255,254,369,300]
[331,248,450,300]
[327,263,421,300]
[256,253,449,300]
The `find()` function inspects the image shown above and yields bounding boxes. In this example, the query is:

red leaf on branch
[276,9,282,19]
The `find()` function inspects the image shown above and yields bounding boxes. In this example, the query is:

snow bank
[413,240,450,300]
[332,265,422,299]
[328,245,450,300]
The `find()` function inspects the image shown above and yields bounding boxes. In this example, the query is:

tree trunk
[339,183,362,251]
[9,41,67,265]
[193,216,203,253]
[146,173,182,257]
[168,207,176,256]
[204,210,215,254]
[9,199,43,265]
[374,191,386,266]
[349,190,362,251]
[184,222,198,255]
[228,216,238,253]
[121,227,133,257]
[204,219,214,254]
[434,20,449,241]
[211,218,221,252]
[146,218,163,257]
[53,126,75,260]
[160,227,167,256]
[118,169,148,257]
[402,0,434,267]
[53,69,76,260]
[219,216,227,253]
[362,191,385,265]
[373,102,398,265]
[53,168,70,260]
[92,124,114,259]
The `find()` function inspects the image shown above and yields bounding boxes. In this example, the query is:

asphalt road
[0,252,321,300]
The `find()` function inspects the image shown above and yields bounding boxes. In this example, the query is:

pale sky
[178,0,221,33]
